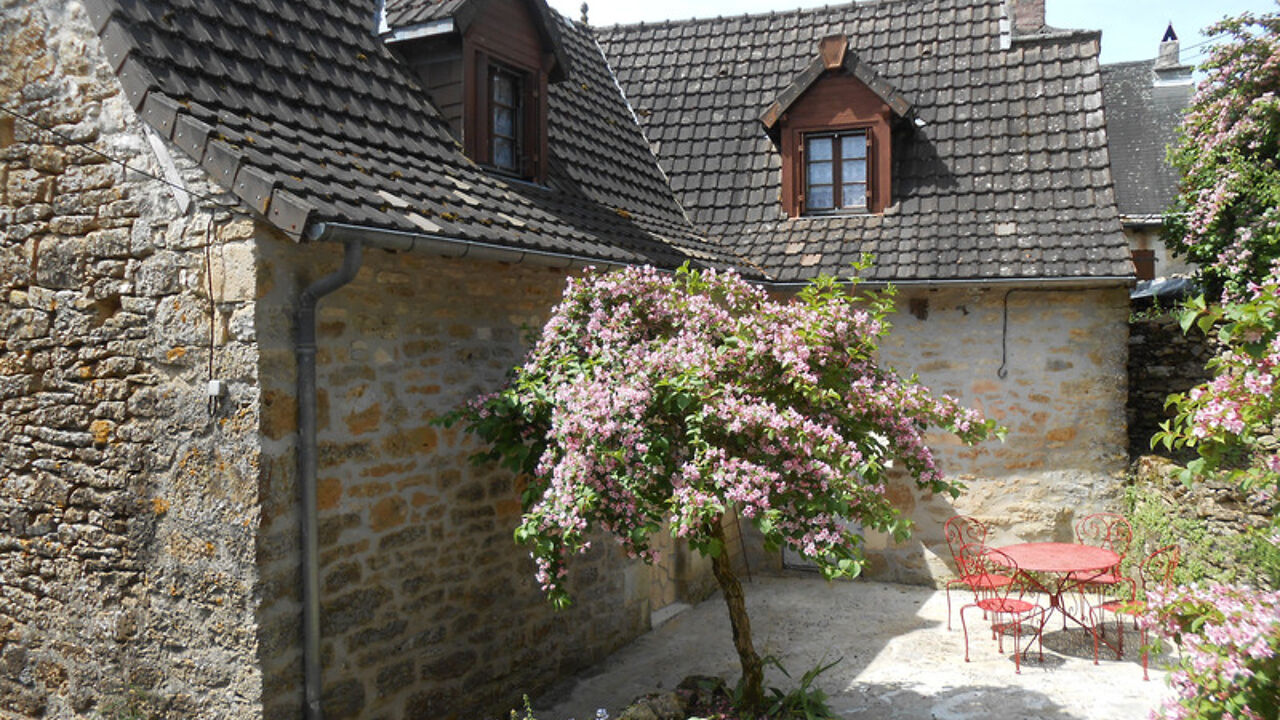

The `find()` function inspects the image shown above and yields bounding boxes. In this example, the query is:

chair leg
[960,605,972,663]
[1013,620,1021,674]
[1141,628,1149,681]
[1091,607,1100,666]
[946,586,953,631]
[1115,612,1125,660]
[1036,612,1045,662]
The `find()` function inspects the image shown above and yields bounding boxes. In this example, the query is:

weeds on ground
[508,656,841,720]
[753,656,841,720]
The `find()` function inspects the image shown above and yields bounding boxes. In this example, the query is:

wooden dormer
[761,35,913,217]
[379,0,570,183]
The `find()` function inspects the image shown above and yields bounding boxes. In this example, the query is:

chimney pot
[1155,23,1181,69]
[818,35,848,70]
[1009,0,1045,34]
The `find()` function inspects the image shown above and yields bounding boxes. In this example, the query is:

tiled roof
[382,0,467,29]
[597,0,1136,283]
[83,0,739,271]
[1100,59,1193,219]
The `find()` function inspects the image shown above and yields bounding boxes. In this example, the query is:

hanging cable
[0,103,232,208]
[997,287,1081,379]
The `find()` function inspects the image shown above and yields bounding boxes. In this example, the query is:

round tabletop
[993,542,1120,573]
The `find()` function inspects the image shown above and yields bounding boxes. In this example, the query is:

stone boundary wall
[253,240,652,719]
[1,1,266,717]
[1126,314,1216,460]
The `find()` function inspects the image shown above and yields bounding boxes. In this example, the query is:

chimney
[1155,23,1180,70]
[1009,0,1045,34]
[818,35,848,70]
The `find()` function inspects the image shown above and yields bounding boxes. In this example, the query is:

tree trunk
[710,519,764,714]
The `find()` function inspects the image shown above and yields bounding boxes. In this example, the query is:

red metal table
[992,542,1120,638]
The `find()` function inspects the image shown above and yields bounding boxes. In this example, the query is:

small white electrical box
[207,379,227,398]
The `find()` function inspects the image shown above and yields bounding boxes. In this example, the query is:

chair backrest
[1137,545,1180,597]
[1074,512,1133,559]
[961,543,1018,602]
[944,515,987,572]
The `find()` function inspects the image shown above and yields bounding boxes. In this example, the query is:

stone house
[0,0,1133,718]
[596,0,1134,573]
[1099,24,1196,283]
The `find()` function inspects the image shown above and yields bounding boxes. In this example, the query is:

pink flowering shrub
[1148,12,1280,717]
[450,264,999,605]
[1155,268,1280,519]
[443,263,1001,711]
[1142,583,1280,720]
[1164,10,1280,300]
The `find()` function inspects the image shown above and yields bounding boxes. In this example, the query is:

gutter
[767,275,1137,291]
[296,240,364,720]
[307,221,628,271]
[1119,214,1166,228]
[310,221,1135,290]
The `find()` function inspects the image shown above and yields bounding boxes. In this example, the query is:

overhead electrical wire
[0,103,233,209]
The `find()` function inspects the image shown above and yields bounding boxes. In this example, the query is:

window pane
[494,106,515,138]
[842,133,867,159]
[807,160,832,185]
[493,73,517,106]
[842,158,866,184]
[841,182,867,208]
[493,138,516,170]
[808,185,834,210]
[806,136,833,161]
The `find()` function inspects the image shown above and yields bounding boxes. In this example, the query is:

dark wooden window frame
[802,129,871,214]
[488,63,524,175]
[781,118,889,217]
[464,47,548,182]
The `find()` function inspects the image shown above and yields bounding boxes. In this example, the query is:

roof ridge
[594,0,940,34]
[1101,58,1156,70]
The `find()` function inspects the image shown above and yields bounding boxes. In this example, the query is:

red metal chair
[943,516,1012,630]
[1089,544,1180,680]
[959,544,1046,674]
[1069,512,1133,608]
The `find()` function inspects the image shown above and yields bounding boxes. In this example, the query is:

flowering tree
[1154,5,1280,526]
[445,264,1000,713]
[1163,10,1280,301]
[1146,12,1280,719]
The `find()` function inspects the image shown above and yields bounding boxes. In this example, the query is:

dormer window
[760,35,913,218]
[490,65,523,174]
[805,130,869,212]
[377,0,572,185]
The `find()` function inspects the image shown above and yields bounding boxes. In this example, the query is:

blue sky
[550,0,1278,65]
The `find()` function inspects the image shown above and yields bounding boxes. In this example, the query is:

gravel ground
[537,573,1174,719]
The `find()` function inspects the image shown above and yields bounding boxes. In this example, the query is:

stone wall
[1,1,266,717]
[252,240,651,720]
[870,285,1132,584]
[1127,314,1216,461]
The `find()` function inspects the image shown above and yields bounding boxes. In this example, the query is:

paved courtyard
[537,574,1173,719]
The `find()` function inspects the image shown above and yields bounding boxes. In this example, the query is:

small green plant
[96,686,159,720]
[732,656,840,720]
[1129,298,1176,323]
[510,695,538,720]
[1124,484,1279,589]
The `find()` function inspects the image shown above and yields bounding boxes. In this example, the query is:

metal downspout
[295,240,364,720]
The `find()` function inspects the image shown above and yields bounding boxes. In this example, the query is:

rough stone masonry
[1,1,267,716]
[1,2,652,718]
